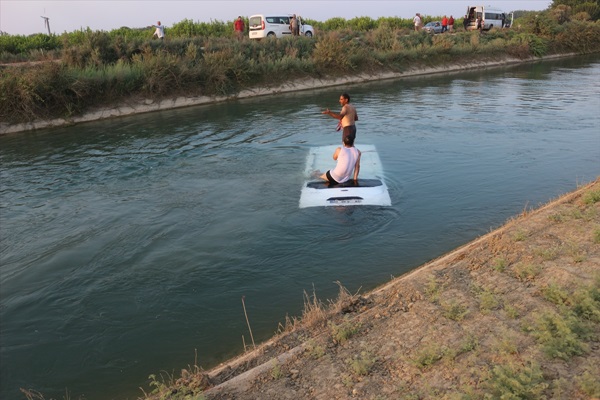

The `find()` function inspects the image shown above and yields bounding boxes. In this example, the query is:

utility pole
[41,16,51,34]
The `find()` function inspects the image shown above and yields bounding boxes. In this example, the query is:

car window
[266,17,277,23]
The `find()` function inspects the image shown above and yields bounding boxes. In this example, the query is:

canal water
[1,55,599,399]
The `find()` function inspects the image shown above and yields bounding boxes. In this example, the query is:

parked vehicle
[423,21,443,34]
[465,6,507,31]
[248,14,314,39]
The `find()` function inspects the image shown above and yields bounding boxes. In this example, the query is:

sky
[0,0,552,36]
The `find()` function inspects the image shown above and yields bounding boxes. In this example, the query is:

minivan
[248,14,315,39]
[465,5,508,30]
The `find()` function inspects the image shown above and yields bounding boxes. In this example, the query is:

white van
[465,6,508,30]
[248,14,315,39]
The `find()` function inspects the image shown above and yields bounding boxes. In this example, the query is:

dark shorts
[342,125,356,141]
[326,170,339,185]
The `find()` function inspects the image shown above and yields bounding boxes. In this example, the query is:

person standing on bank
[290,14,299,36]
[441,15,448,33]
[413,13,422,31]
[448,15,455,32]
[476,16,483,32]
[150,21,165,40]
[318,135,361,185]
[322,93,358,141]
[234,16,245,40]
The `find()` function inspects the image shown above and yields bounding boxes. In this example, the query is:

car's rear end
[249,15,266,39]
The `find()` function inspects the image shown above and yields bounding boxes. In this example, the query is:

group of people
[317,93,361,185]
[441,15,455,33]
[413,13,455,32]
[152,15,303,41]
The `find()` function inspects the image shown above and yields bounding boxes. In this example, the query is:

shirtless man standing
[322,93,359,141]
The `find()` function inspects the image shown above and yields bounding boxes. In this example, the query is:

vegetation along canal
[1,54,599,399]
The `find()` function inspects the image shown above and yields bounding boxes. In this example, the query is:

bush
[0,62,82,122]
[61,30,121,67]
[348,16,377,31]
[0,33,61,55]
[573,2,600,20]
[553,21,600,53]
[320,17,347,31]
[169,18,231,38]
[485,361,548,399]
[524,311,589,360]
[312,31,355,72]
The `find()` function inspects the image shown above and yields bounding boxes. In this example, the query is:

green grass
[576,365,600,397]
[592,228,600,244]
[478,289,500,314]
[492,330,520,356]
[513,263,542,281]
[306,340,326,359]
[441,300,469,321]
[541,282,569,306]
[485,360,548,399]
[270,359,284,380]
[512,229,529,242]
[329,318,361,344]
[524,311,589,360]
[548,212,565,223]
[572,278,600,322]
[347,351,377,376]
[564,241,586,263]
[144,366,208,400]
[412,343,445,369]
[504,303,521,319]
[534,246,560,261]
[460,333,479,353]
[492,257,508,272]
[582,189,600,204]
[425,276,443,303]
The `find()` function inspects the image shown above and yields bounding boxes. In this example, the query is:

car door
[279,16,291,36]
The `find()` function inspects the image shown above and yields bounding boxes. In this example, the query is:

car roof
[249,14,295,18]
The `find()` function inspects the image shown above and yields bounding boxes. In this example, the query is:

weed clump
[523,311,589,360]
[485,361,548,399]
[329,317,361,344]
[513,263,542,281]
[412,343,445,369]
[347,351,377,376]
[441,300,469,321]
